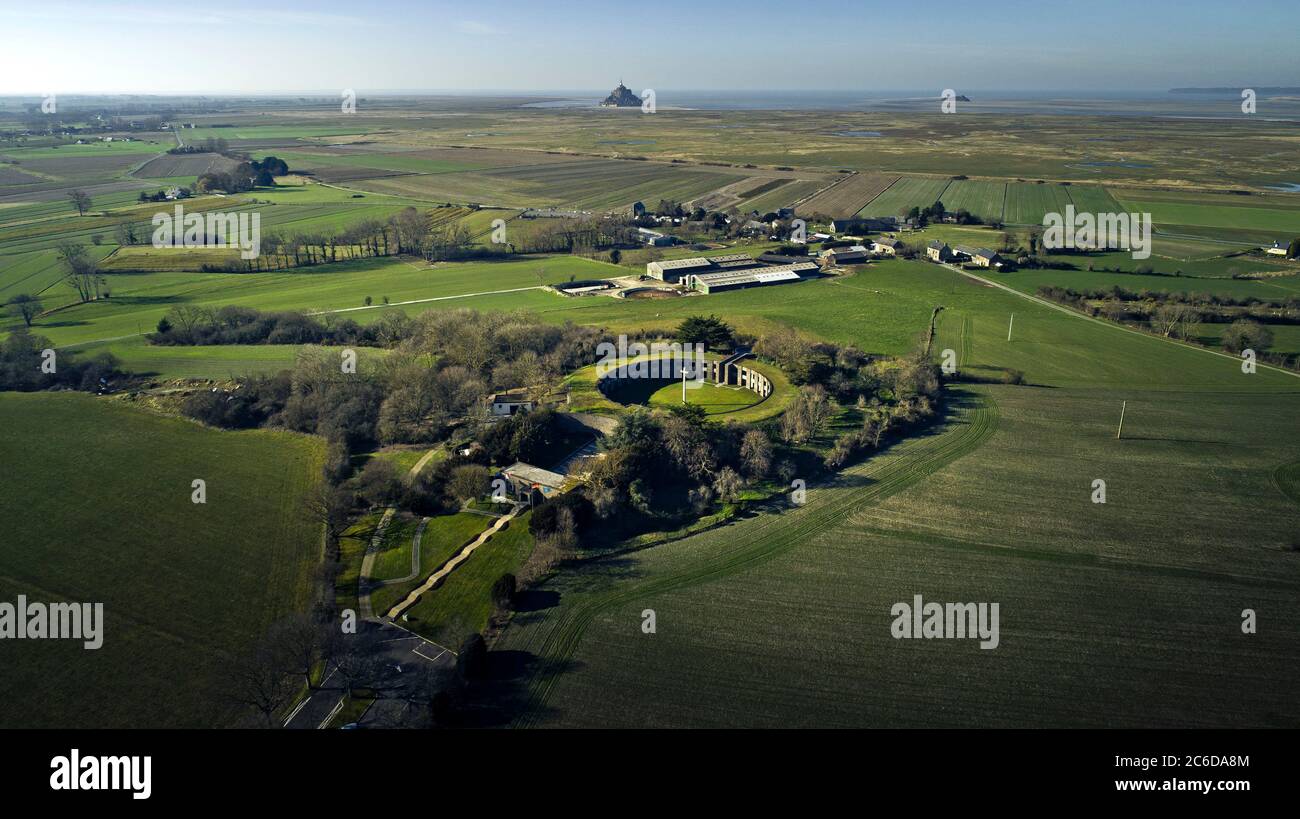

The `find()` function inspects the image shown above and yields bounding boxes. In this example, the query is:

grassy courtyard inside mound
[647,380,764,415]
[565,352,793,423]
[0,392,324,728]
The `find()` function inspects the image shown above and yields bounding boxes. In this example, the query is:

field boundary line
[790,170,855,210]
[856,174,903,215]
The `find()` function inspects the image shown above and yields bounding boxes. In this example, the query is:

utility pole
[1007,314,1014,342]
[1116,400,1127,439]
[681,365,691,404]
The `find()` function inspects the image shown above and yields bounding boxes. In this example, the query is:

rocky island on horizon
[600,82,643,107]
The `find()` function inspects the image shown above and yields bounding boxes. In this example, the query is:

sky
[0,0,1297,95]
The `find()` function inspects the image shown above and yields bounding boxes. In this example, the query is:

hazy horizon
[3,0,1297,95]
[0,88,1283,97]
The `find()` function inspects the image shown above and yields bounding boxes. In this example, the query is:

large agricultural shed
[646,253,765,282]
[686,262,818,293]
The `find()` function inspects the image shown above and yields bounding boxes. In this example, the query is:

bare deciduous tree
[739,428,773,479]
[712,466,744,503]
[6,294,42,327]
[67,189,92,216]
[306,484,353,545]
[228,639,297,728]
[267,613,329,692]
[1152,302,1194,339]
[448,464,490,507]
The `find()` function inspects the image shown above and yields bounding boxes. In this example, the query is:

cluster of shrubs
[1035,286,1295,370]
[138,187,190,203]
[1036,285,1300,326]
[0,331,122,393]
[820,350,944,469]
[1041,285,1298,310]
[179,307,606,454]
[906,201,992,228]
[194,156,290,193]
[582,405,773,531]
[153,305,391,347]
[478,406,573,467]
[754,329,885,400]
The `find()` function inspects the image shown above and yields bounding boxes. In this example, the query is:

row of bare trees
[514,217,640,254]
[202,208,484,272]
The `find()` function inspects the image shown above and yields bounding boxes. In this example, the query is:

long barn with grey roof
[685,262,819,293]
[646,254,766,282]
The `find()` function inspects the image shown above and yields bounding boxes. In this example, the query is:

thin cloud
[456,20,503,35]
[6,2,377,28]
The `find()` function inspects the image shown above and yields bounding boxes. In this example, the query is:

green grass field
[938,179,1006,223]
[992,266,1300,301]
[1110,188,1300,243]
[401,511,535,646]
[566,353,795,423]
[1065,184,1123,214]
[497,383,1300,728]
[0,392,324,728]
[1004,182,1073,225]
[858,176,952,219]
[366,445,442,476]
[369,511,495,616]
[369,515,424,582]
[8,255,612,354]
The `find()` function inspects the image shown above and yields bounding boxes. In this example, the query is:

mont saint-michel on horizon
[600,81,643,107]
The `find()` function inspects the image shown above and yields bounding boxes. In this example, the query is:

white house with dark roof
[488,389,533,416]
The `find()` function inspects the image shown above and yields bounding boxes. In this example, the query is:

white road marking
[318,695,346,730]
[413,646,447,663]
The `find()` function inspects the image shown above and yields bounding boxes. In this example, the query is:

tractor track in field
[509,389,998,728]
[958,313,973,367]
